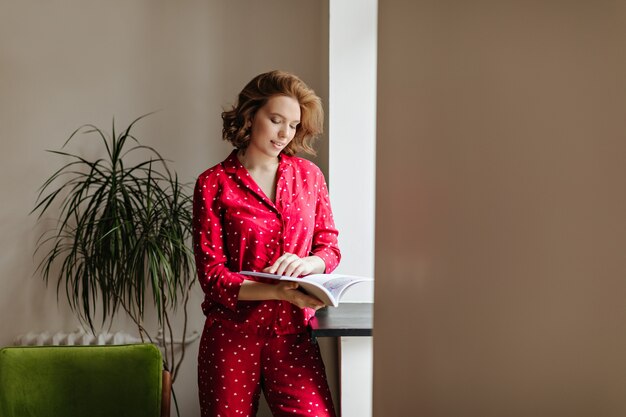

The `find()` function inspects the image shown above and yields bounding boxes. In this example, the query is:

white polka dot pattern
[198,324,337,417]
[192,150,341,335]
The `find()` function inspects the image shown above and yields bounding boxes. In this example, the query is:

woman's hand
[261,254,327,309]
[238,280,323,309]
[263,253,325,277]
[274,282,324,310]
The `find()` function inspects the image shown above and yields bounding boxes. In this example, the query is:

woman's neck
[237,148,279,172]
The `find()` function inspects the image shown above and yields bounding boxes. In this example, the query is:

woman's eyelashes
[271,118,298,131]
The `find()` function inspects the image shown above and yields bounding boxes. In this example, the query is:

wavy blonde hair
[222,70,323,156]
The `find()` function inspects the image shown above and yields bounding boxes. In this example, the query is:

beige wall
[375,1,626,416]
[0,2,331,416]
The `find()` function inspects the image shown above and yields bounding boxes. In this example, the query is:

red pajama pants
[198,322,337,417]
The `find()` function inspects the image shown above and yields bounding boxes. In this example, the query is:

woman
[193,70,340,417]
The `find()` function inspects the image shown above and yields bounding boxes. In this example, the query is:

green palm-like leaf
[32,116,196,383]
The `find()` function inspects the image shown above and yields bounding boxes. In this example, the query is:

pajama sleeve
[310,170,341,273]
[193,173,244,311]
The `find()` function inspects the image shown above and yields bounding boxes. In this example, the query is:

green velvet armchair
[0,344,171,417]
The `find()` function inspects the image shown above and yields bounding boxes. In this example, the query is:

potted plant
[32,115,196,385]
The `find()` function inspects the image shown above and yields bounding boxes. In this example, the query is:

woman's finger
[279,281,299,291]
[273,254,299,276]
[282,260,302,277]
[291,290,324,309]
[264,253,292,274]
[274,259,293,276]
[285,259,310,277]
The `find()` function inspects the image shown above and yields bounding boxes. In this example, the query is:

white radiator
[14,328,144,346]
[14,327,200,346]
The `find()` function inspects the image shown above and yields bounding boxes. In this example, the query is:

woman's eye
[271,118,280,124]
[289,125,297,130]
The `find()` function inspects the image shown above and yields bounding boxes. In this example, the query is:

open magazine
[239,271,373,307]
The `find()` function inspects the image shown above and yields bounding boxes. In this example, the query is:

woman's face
[247,95,301,158]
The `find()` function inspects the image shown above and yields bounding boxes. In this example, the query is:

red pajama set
[193,151,341,417]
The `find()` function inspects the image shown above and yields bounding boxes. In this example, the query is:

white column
[328,1,377,416]
[328,0,377,295]
[339,337,374,417]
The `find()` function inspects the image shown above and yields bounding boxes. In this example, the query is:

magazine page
[322,276,365,303]
[296,274,370,303]
[239,271,372,306]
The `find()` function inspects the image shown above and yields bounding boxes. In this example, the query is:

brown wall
[375,1,626,416]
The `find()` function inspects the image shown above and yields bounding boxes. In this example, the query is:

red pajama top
[193,150,341,335]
